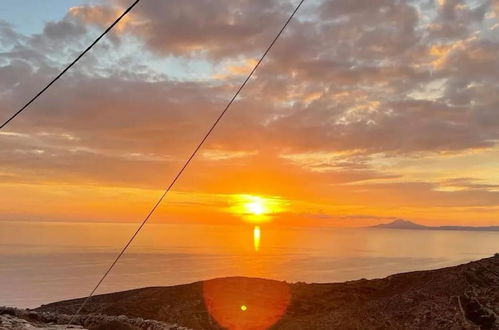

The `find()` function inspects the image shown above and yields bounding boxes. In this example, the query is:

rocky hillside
[29,255,499,329]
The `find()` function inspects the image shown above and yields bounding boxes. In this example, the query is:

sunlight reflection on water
[0,221,498,307]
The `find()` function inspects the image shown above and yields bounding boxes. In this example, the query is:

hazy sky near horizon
[2,0,499,226]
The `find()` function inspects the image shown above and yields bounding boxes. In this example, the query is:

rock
[0,313,85,329]
[87,319,137,330]
[0,308,185,330]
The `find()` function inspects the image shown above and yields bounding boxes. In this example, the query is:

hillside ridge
[31,254,499,330]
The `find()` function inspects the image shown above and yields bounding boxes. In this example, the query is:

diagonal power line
[0,0,142,131]
[64,0,306,328]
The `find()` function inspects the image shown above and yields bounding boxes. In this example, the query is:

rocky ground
[0,312,84,329]
[2,254,498,329]
[0,307,191,330]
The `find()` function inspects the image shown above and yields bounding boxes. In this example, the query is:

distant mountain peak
[391,218,416,225]
[372,219,427,229]
[371,219,499,231]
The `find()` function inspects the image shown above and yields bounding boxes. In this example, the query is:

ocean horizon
[1,220,497,308]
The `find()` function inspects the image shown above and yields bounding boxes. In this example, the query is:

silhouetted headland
[372,218,499,231]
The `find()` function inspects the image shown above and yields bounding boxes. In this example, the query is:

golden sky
[2,0,499,226]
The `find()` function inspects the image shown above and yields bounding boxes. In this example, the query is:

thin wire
[0,0,141,131]
[64,0,306,327]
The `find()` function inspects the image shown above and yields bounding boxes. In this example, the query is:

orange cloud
[69,5,133,32]
[213,59,258,80]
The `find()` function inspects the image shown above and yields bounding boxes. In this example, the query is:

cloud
[4,0,499,158]
[437,177,499,191]
[2,0,499,223]
[70,0,295,59]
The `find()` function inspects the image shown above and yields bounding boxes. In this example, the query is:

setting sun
[245,197,267,215]
[227,195,286,251]
[230,194,286,224]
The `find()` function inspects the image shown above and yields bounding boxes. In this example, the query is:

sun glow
[230,194,286,224]
[245,197,267,215]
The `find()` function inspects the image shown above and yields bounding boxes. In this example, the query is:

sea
[0,220,497,308]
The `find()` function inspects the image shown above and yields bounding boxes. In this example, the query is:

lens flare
[203,277,291,330]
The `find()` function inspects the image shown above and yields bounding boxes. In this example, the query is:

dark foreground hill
[25,255,499,329]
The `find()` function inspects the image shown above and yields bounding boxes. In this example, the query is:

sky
[1,0,499,227]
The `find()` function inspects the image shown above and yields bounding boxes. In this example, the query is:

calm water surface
[0,221,497,307]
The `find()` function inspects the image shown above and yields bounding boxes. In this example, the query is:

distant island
[371,218,499,231]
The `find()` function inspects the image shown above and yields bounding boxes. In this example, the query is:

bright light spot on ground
[240,305,247,311]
